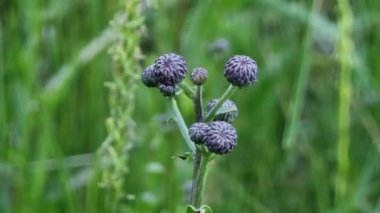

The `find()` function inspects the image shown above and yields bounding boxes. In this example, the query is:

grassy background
[1,0,380,212]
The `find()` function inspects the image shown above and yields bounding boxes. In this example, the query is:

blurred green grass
[1,0,380,212]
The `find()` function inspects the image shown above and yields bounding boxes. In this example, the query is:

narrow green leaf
[171,152,194,161]
[186,205,198,213]
[200,205,213,213]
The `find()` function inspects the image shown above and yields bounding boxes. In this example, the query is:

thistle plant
[142,53,258,211]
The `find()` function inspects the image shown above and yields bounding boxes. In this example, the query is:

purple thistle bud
[154,53,187,86]
[204,121,237,155]
[190,67,208,85]
[206,99,238,123]
[158,84,179,97]
[141,64,158,87]
[188,122,209,144]
[208,38,230,54]
[224,55,258,87]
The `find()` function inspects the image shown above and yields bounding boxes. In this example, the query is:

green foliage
[187,204,212,213]
[96,0,144,211]
[1,0,380,212]
[172,152,194,161]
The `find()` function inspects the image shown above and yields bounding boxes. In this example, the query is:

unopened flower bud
[154,53,187,86]
[158,84,179,97]
[190,67,208,85]
[224,55,258,87]
[204,121,237,155]
[188,122,209,144]
[141,64,158,87]
[206,99,238,123]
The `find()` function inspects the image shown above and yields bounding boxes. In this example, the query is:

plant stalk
[191,84,238,207]
[193,153,211,207]
[194,86,203,122]
[205,84,237,122]
[335,0,353,206]
[179,82,195,100]
[169,98,196,153]
[190,86,204,206]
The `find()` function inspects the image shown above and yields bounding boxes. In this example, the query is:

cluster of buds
[142,53,187,96]
[142,53,258,155]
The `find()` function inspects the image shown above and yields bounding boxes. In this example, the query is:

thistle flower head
[206,99,238,123]
[188,122,209,144]
[204,121,237,154]
[190,67,208,85]
[154,53,187,86]
[141,64,158,87]
[224,55,258,87]
[158,84,179,97]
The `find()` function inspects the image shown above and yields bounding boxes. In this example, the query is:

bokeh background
[1,0,380,212]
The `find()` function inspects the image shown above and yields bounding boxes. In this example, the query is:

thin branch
[205,84,237,122]
[168,98,196,153]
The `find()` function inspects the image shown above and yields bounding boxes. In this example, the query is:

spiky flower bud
[154,53,187,86]
[158,84,179,97]
[206,99,238,123]
[190,67,208,85]
[188,122,209,144]
[224,55,258,87]
[204,121,237,155]
[141,64,158,87]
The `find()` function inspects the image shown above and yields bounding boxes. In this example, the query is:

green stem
[168,98,196,153]
[194,86,203,121]
[205,84,238,122]
[335,0,353,206]
[194,153,211,207]
[191,84,239,206]
[191,86,203,205]
[191,148,202,205]
[282,0,318,149]
[179,82,195,100]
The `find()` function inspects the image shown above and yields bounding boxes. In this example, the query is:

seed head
[141,64,158,87]
[206,99,238,123]
[204,121,237,155]
[154,53,187,86]
[188,122,209,144]
[158,84,179,97]
[224,55,258,87]
[190,67,208,85]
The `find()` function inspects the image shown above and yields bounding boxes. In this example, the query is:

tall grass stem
[336,0,353,206]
